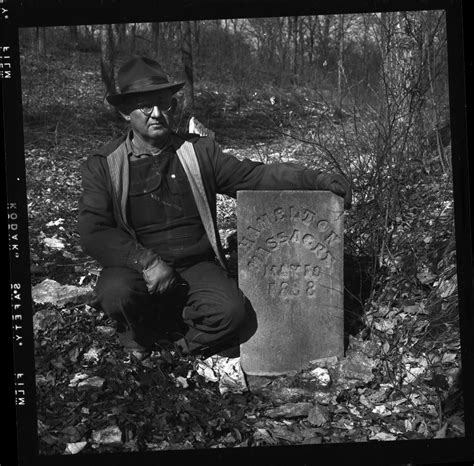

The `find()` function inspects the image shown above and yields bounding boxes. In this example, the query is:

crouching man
[78,56,352,358]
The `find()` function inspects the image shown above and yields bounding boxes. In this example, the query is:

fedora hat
[106,56,185,106]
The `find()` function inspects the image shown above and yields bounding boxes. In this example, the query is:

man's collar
[124,130,201,158]
[124,130,135,156]
[126,130,175,158]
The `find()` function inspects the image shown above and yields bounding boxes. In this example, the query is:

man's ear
[118,110,131,122]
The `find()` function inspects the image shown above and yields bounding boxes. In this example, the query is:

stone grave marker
[237,191,344,376]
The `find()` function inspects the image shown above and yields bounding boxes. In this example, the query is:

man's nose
[150,106,164,117]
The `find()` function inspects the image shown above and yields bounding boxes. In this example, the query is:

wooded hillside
[19,11,464,455]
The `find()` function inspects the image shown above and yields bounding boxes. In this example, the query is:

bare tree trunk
[69,25,78,44]
[307,17,315,66]
[320,16,331,66]
[293,16,298,78]
[129,23,137,53]
[194,20,201,46]
[180,21,194,112]
[299,17,305,78]
[37,27,47,57]
[336,15,345,109]
[362,15,370,89]
[287,16,293,73]
[115,23,126,52]
[151,23,160,58]
[100,24,116,106]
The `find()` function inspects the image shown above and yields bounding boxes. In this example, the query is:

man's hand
[315,173,352,209]
[142,257,176,295]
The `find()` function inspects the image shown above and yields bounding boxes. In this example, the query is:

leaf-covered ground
[20,50,464,455]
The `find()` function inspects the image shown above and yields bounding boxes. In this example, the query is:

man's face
[121,90,175,145]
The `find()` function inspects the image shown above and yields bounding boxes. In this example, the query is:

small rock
[305,367,331,387]
[174,376,189,389]
[265,402,313,419]
[91,425,122,445]
[308,356,339,368]
[96,326,116,337]
[269,387,313,404]
[302,436,322,444]
[313,391,333,405]
[246,375,273,391]
[299,426,326,440]
[65,441,87,455]
[347,335,380,358]
[336,352,376,386]
[61,424,88,443]
[271,424,303,443]
[307,405,328,426]
[145,440,170,451]
[32,278,93,306]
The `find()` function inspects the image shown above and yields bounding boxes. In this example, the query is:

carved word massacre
[266,263,322,299]
[240,206,340,274]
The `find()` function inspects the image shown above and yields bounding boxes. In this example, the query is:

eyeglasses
[137,102,173,116]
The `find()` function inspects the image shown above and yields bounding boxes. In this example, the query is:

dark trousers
[93,260,250,354]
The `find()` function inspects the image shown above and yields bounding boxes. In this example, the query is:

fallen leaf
[68,373,89,387]
[441,353,458,364]
[65,441,87,455]
[33,308,65,332]
[369,432,397,441]
[307,405,328,426]
[83,347,102,363]
[77,376,105,390]
[46,218,65,227]
[434,422,448,439]
[42,236,65,249]
[37,419,49,435]
[371,405,392,417]
[195,355,247,394]
[195,360,219,383]
[69,373,105,390]
[373,319,395,333]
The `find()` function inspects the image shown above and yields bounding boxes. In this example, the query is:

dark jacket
[78,132,321,270]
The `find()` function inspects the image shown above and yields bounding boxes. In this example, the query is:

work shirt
[125,134,214,267]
